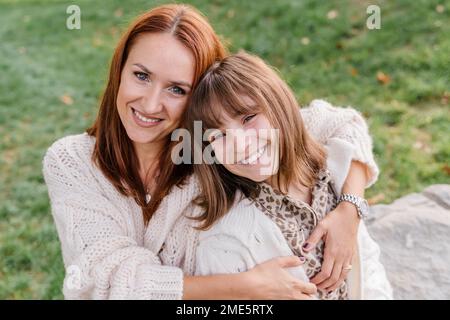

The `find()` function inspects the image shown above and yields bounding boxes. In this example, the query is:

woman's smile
[131,107,164,128]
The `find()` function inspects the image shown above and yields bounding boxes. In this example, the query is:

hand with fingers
[302,201,360,293]
[245,256,318,300]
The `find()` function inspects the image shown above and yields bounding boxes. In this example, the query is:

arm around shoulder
[301,99,379,187]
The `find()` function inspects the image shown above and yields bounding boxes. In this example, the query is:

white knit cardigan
[43,100,380,299]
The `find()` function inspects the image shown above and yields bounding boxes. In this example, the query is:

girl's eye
[134,71,149,82]
[243,114,256,124]
[169,86,186,95]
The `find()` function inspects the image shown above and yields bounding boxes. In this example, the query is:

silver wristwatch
[338,193,370,220]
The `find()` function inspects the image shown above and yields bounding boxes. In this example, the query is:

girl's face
[117,32,195,145]
[207,96,280,182]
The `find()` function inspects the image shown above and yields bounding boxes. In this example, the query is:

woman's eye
[243,114,256,123]
[169,86,186,95]
[134,71,148,82]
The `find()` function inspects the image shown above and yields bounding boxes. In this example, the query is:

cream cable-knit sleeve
[300,99,379,187]
[43,135,183,300]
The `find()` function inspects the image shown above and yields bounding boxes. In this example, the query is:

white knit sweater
[43,99,379,299]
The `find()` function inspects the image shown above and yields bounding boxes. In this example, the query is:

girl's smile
[237,143,267,165]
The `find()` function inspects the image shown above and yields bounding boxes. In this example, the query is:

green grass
[0,0,449,299]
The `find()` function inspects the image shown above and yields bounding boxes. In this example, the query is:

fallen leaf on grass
[441,92,449,105]
[436,5,445,13]
[377,71,391,85]
[442,164,450,176]
[349,67,358,76]
[83,112,92,119]
[114,8,123,17]
[301,37,310,45]
[110,27,119,37]
[60,94,74,105]
[92,37,103,47]
[327,10,338,20]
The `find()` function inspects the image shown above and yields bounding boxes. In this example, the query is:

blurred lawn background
[0,0,449,299]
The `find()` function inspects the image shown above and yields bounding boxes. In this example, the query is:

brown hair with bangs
[86,4,227,225]
[185,51,326,230]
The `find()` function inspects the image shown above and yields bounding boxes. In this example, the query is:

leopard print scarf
[251,169,349,300]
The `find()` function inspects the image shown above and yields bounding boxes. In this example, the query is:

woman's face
[207,96,280,182]
[117,32,195,145]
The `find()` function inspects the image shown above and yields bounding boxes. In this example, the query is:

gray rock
[366,184,450,300]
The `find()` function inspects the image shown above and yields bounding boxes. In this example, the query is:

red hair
[87,4,227,224]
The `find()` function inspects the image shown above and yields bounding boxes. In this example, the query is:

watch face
[359,199,370,217]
